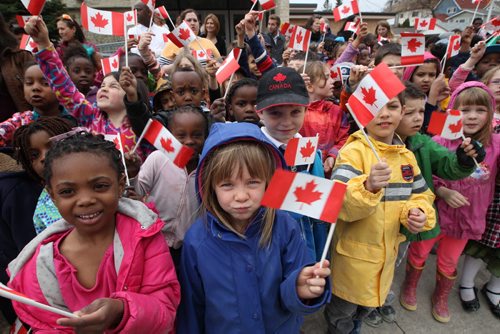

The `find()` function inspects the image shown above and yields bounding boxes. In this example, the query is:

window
[447,7,457,14]
[412,11,419,17]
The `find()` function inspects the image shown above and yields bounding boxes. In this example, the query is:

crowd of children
[0,4,498,334]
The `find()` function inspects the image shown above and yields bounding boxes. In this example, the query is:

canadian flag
[257,11,264,22]
[21,0,45,15]
[401,32,425,66]
[347,62,405,127]
[141,0,156,10]
[280,22,296,39]
[192,49,212,62]
[333,1,360,22]
[104,133,127,151]
[481,16,500,33]
[19,34,37,53]
[16,15,31,28]
[216,48,241,84]
[345,18,360,34]
[10,318,29,334]
[289,26,311,52]
[261,170,347,223]
[124,10,137,27]
[320,22,327,33]
[100,54,120,76]
[155,6,171,21]
[330,64,343,83]
[446,35,461,59]
[414,17,437,31]
[284,136,319,167]
[81,3,124,36]
[427,110,463,140]
[251,0,276,10]
[167,21,197,48]
[143,119,194,168]
[377,35,389,45]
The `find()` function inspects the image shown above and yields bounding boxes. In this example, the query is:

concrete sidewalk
[302,254,499,333]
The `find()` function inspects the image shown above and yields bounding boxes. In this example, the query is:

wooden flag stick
[302,35,311,75]
[130,118,153,155]
[318,222,336,270]
[346,103,381,162]
[148,10,154,31]
[358,10,364,24]
[117,133,130,186]
[249,0,258,12]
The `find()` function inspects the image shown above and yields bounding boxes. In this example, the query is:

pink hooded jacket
[7,198,180,333]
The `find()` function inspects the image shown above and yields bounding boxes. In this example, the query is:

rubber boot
[431,270,457,323]
[400,261,424,311]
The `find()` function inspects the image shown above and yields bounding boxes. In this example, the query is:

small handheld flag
[427,110,463,140]
[333,1,359,22]
[261,170,347,224]
[284,136,319,167]
[401,32,425,66]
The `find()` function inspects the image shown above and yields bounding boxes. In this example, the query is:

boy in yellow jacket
[324,93,436,334]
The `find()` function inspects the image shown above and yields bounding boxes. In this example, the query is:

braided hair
[13,117,74,183]
[164,105,209,138]
[43,132,125,187]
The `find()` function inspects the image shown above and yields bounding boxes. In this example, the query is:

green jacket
[403,133,475,241]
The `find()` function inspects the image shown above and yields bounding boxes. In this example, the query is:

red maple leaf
[300,140,316,160]
[342,6,350,14]
[273,73,287,82]
[407,38,422,53]
[91,12,108,31]
[126,13,133,22]
[330,70,338,79]
[111,58,118,68]
[29,40,37,49]
[160,137,175,153]
[453,41,460,51]
[178,28,191,41]
[163,33,169,42]
[492,18,500,27]
[294,180,322,207]
[296,31,303,44]
[198,51,205,58]
[420,20,428,27]
[448,119,462,133]
[361,86,377,106]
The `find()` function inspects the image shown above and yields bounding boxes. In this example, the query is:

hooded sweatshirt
[8,198,180,333]
[432,81,500,240]
[177,122,330,334]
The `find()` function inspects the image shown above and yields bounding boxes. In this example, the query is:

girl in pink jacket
[8,132,180,333]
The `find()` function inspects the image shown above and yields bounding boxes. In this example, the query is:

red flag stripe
[369,63,405,102]
[347,98,376,126]
[401,55,424,65]
[284,138,299,167]
[22,0,45,15]
[427,112,447,135]
[144,119,164,144]
[173,146,195,167]
[81,2,88,32]
[260,169,296,208]
[319,182,347,223]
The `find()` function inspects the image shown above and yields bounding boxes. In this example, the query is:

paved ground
[1,255,497,334]
[303,254,499,333]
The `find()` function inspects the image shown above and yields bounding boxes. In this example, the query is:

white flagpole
[318,222,336,270]
[117,133,130,186]
[461,134,481,168]
[131,118,153,155]
[302,34,311,75]
[124,19,129,67]
[471,1,482,25]
[346,103,381,162]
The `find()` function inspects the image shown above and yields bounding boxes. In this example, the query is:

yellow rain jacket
[330,131,436,307]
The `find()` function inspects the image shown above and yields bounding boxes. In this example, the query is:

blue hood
[196,122,285,201]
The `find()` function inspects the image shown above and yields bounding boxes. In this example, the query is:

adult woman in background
[159,9,221,67]
[55,14,99,61]
[201,13,227,56]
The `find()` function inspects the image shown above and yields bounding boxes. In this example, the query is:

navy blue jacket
[177,123,329,333]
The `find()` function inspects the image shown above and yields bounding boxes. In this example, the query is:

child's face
[172,71,205,107]
[365,96,403,144]
[97,76,126,111]
[127,56,149,86]
[159,91,175,111]
[168,112,206,159]
[357,49,371,66]
[29,130,52,178]
[229,86,259,123]
[411,63,437,94]
[381,54,403,80]
[247,55,261,77]
[23,65,58,111]
[487,69,500,107]
[460,104,489,136]
[309,66,334,99]
[68,57,95,94]
[47,152,124,234]
[288,59,305,72]
[377,26,388,37]
[476,53,500,78]
[396,97,425,139]
[259,105,306,144]
[214,164,266,229]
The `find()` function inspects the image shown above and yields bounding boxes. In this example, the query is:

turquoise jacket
[404,133,475,241]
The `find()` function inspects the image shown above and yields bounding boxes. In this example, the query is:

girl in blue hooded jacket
[177,122,331,334]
